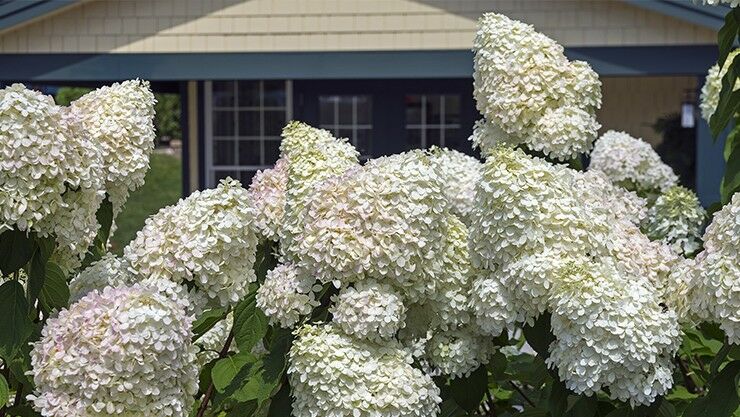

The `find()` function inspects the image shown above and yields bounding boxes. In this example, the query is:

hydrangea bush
[0,9,738,417]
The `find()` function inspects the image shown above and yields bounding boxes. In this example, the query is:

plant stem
[676,355,701,393]
[509,381,535,407]
[13,384,22,406]
[485,389,497,416]
[195,330,234,417]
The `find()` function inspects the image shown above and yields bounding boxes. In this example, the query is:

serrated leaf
[449,365,487,412]
[233,289,268,352]
[719,9,740,68]
[192,308,227,341]
[490,350,508,380]
[0,373,9,407]
[212,353,257,393]
[683,360,740,417]
[38,262,69,314]
[0,229,34,276]
[0,281,33,360]
[710,54,740,138]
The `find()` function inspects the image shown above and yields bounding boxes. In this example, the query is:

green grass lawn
[110,152,182,254]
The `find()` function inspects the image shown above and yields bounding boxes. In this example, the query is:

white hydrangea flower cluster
[248,157,287,241]
[288,324,442,417]
[469,146,682,405]
[0,84,105,271]
[256,263,319,328]
[588,130,678,193]
[125,178,258,307]
[643,186,706,255]
[688,193,740,343]
[426,328,494,378]
[70,79,156,213]
[278,122,359,260]
[296,150,449,300]
[547,259,680,406]
[29,285,198,417]
[472,13,601,161]
[68,254,135,302]
[429,147,482,224]
[330,280,406,342]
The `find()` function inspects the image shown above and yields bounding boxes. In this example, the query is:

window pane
[426,95,442,124]
[238,140,261,165]
[338,97,353,124]
[213,111,235,136]
[407,129,422,150]
[237,81,260,107]
[264,110,286,136]
[444,95,461,125]
[214,170,237,182]
[263,80,286,107]
[213,140,235,165]
[239,170,257,186]
[212,81,235,107]
[337,128,354,142]
[355,129,372,157]
[238,110,261,136]
[319,96,336,125]
[444,128,463,150]
[427,128,442,147]
[405,95,423,125]
[264,140,281,165]
[356,96,372,125]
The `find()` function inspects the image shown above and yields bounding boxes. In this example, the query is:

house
[0,0,728,204]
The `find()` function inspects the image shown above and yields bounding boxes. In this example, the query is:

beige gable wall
[0,0,716,53]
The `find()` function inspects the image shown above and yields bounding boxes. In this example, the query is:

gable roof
[0,0,80,33]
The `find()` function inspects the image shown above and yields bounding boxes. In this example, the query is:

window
[405,94,461,149]
[318,95,372,159]
[206,80,292,187]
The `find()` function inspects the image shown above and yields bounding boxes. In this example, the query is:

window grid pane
[318,94,372,159]
[209,80,289,187]
[404,94,461,150]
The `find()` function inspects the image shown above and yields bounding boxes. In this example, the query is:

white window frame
[204,80,292,187]
[318,95,372,159]
[405,94,461,148]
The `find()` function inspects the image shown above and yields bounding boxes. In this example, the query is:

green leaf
[225,400,258,417]
[564,396,597,417]
[604,408,631,417]
[266,382,293,417]
[192,308,227,341]
[719,9,740,68]
[710,53,740,137]
[720,141,740,203]
[96,196,113,248]
[198,358,218,395]
[0,229,34,276]
[523,312,555,359]
[26,243,48,310]
[0,281,33,360]
[654,400,676,417]
[449,364,487,412]
[212,353,257,393]
[683,360,740,417]
[438,398,468,417]
[38,262,69,314]
[548,378,570,417]
[233,289,268,352]
[519,408,550,417]
[490,350,508,380]
[3,403,43,417]
[0,373,8,407]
